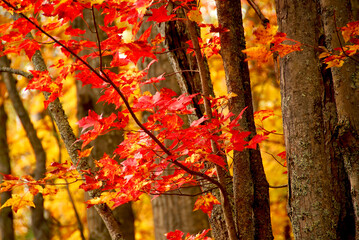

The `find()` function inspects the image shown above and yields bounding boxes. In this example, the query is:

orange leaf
[242,46,272,63]
[193,193,220,217]
[1,193,35,213]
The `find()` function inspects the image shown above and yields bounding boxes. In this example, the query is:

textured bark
[275,0,355,238]
[0,95,15,240]
[215,1,273,239]
[0,55,51,240]
[319,0,359,234]
[138,18,210,239]
[73,9,135,240]
[160,5,233,239]
[30,43,125,240]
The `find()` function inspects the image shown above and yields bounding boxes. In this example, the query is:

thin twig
[264,151,286,167]
[246,0,269,27]
[91,6,104,74]
[150,187,217,197]
[269,184,287,189]
[0,67,33,79]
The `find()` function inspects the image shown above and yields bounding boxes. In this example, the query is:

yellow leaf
[77,0,104,4]
[188,9,203,24]
[1,193,35,213]
[242,46,272,63]
[318,51,330,59]
[78,146,94,159]
[253,24,278,45]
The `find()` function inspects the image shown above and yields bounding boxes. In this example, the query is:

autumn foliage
[0,0,358,239]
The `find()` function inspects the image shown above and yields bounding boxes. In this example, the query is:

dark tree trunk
[319,0,359,234]
[73,9,135,240]
[137,17,210,239]
[0,55,51,240]
[0,93,15,240]
[275,0,356,238]
[215,1,273,239]
[159,4,231,239]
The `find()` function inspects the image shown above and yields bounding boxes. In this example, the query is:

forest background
[0,0,357,239]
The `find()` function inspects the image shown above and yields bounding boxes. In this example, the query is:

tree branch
[185,16,238,240]
[0,67,33,79]
[246,0,269,27]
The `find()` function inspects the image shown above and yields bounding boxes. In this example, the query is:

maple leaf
[166,229,184,240]
[253,23,278,45]
[77,110,128,148]
[277,151,286,160]
[147,5,176,23]
[26,70,63,109]
[0,193,35,213]
[138,25,152,42]
[79,175,102,191]
[321,54,345,68]
[242,46,272,63]
[228,130,251,152]
[78,146,94,158]
[140,73,166,85]
[18,39,41,59]
[187,8,203,24]
[0,173,19,181]
[254,110,275,122]
[64,26,86,36]
[207,154,227,169]
[271,43,302,57]
[341,20,359,42]
[193,193,220,217]
[246,134,268,149]
[12,17,38,36]
[185,229,212,240]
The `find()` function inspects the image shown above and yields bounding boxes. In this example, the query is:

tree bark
[159,5,232,239]
[215,1,273,239]
[30,43,125,240]
[0,88,15,240]
[0,55,51,240]
[73,9,135,240]
[275,0,355,238]
[137,17,210,239]
[319,0,359,234]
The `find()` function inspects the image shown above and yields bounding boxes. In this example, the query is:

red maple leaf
[193,193,220,217]
[147,6,176,23]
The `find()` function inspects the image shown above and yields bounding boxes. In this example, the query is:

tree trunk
[158,5,233,239]
[319,0,359,234]
[137,18,210,239]
[0,55,51,240]
[73,9,135,240]
[215,1,273,239]
[0,92,15,240]
[275,0,355,238]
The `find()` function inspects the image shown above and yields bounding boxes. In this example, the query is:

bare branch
[246,0,269,27]
[0,67,33,79]
[269,184,287,189]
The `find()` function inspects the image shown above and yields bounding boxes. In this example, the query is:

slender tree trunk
[215,1,273,239]
[0,90,15,240]
[275,0,355,238]
[29,38,125,240]
[73,9,135,240]
[137,19,210,239]
[319,0,359,234]
[159,4,231,239]
[0,55,51,240]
